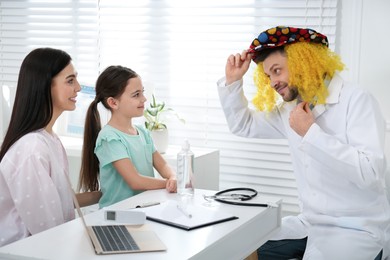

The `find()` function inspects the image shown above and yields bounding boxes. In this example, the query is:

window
[0,0,99,136]
[0,0,339,214]
[66,85,95,136]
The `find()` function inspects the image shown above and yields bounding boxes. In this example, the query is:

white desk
[0,189,281,260]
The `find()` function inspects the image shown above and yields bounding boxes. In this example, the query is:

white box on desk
[156,145,220,191]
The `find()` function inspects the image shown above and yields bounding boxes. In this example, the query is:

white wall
[339,0,390,163]
[360,0,390,163]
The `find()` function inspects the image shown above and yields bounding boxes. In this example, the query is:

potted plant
[144,94,184,153]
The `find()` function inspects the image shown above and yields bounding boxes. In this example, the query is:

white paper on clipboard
[134,200,238,231]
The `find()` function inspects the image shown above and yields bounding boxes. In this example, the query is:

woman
[0,48,100,247]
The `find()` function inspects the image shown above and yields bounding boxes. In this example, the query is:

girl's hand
[165,176,177,193]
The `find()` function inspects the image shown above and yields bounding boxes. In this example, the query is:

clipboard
[134,200,238,231]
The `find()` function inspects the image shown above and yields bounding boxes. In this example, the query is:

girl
[78,65,176,208]
[0,48,101,247]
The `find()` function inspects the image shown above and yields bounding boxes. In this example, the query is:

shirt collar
[325,73,343,104]
[311,73,343,118]
[277,73,344,117]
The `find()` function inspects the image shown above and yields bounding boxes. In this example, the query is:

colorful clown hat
[248,26,328,61]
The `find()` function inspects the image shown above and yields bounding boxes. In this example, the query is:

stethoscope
[203,187,270,207]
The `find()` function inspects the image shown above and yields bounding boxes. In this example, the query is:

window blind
[0,0,339,215]
[97,0,338,215]
[0,0,99,135]
[0,0,99,84]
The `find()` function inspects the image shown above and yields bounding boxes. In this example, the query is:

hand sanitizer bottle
[177,139,194,196]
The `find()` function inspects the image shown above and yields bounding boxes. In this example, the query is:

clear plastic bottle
[177,139,194,196]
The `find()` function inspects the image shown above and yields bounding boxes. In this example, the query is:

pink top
[0,129,75,246]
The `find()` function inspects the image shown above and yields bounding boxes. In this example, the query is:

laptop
[65,175,167,255]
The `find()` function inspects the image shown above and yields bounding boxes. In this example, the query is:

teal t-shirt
[95,125,156,208]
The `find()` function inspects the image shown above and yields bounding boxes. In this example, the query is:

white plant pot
[151,128,169,154]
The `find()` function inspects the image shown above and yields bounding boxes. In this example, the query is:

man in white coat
[217,26,390,259]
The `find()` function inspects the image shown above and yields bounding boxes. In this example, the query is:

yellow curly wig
[252,42,345,112]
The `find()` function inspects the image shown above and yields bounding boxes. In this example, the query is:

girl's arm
[153,151,177,192]
[112,158,168,191]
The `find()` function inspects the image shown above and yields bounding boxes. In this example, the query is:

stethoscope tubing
[212,187,268,207]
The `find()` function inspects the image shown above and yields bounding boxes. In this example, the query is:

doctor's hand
[289,102,315,136]
[225,50,253,85]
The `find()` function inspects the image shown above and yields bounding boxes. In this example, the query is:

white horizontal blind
[0,0,99,136]
[0,0,99,85]
[97,0,337,215]
[0,0,339,214]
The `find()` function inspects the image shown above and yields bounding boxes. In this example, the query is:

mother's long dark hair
[0,48,71,161]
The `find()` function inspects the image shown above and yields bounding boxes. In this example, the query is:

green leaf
[143,93,185,131]
[146,107,159,116]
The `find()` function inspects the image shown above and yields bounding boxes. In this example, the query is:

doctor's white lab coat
[217,74,390,259]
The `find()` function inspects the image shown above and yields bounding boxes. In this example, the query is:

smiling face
[51,62,80,115]
[115,76,146,119]
[262,50,298,102]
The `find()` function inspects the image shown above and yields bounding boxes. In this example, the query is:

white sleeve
[217,76,286,138]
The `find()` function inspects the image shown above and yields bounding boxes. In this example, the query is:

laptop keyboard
[92,225,140,252]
